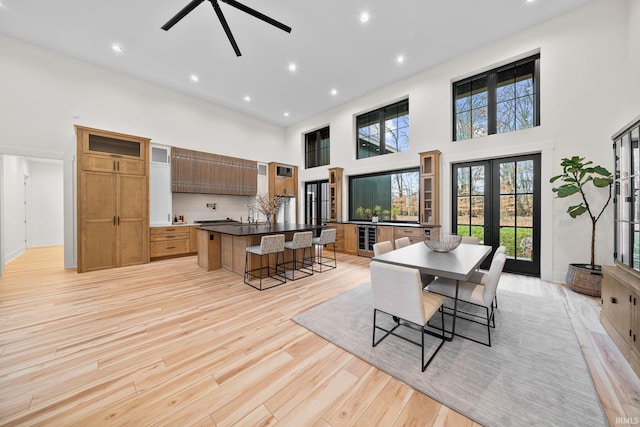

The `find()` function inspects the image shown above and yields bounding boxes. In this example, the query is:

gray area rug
[292,284,606,427]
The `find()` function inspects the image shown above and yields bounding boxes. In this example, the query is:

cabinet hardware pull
[611,297,617,304]
[117,216,120,225]
[113,216,116,225]
[166,235,176,238]
[167,246,176,249]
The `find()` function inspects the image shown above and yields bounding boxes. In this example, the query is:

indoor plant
[550,155,613,296]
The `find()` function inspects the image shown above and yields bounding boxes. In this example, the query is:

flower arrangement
[253,193,284,222]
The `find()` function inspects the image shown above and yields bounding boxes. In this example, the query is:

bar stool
[283,231,314,280]
[311,228,337,272]
[244,234,286,290]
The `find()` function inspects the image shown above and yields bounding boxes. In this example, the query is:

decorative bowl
[423,233,462,252]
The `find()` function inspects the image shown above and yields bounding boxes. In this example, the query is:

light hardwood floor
[1,246,639,426]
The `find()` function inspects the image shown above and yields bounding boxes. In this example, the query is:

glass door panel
[453,154,540,276]
[305,180,329,225]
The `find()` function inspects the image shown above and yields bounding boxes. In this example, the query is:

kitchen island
[197,223,326,275]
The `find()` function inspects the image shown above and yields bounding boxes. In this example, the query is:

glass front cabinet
[613,116,640,273]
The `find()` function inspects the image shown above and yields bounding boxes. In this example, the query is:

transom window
[349,168,420,223]
[305,126,330,169]
[453,54,540,141]
[356,99,409,159]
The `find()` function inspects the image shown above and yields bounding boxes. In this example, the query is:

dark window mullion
[378,110,385,155]
[534,57,541,126]
[487,72,497,135]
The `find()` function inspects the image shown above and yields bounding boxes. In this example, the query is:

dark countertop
[326,221,438,228]
[198,223,325,236]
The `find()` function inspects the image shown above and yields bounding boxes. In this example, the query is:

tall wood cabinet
[328,167,343,222]
[419,150,441,226]
[76,126,150,273]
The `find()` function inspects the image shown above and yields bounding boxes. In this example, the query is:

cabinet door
[116,174,148,267]
[150,162,172,226]
[116,158,145,175]
[344,224,358,255]
[80,172,117,272]
[632,292,640,353]
[377,226,394,246]
[189,226,198,253]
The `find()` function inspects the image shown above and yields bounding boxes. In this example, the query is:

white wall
[1,155,29,263]
[286,0,638,282]
[26,160,64,247]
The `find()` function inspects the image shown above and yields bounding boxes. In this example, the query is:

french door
[452,154,540,276]
[305,180,329,225]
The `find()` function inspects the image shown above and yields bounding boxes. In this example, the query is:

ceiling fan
[161,0,292,57]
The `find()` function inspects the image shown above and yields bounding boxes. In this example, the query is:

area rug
[292,284,606,427]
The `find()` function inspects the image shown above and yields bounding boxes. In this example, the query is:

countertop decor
[253,193,284,223]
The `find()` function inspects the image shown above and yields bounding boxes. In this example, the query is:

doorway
[452,153,541,276]
[305,180,329,225]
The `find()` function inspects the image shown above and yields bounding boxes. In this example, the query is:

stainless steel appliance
[358,225,377,257]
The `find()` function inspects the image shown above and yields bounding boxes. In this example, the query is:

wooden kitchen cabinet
[269,162,298,197]
[601,265,640,376]
[419,150,441,226]
[343,224,358,255]
[189,226,198,253]
[76,126,150,273]
[377,226,394,246]
[150,226,190,258]
[328,167,343,222]
[330,223,345,253]
[171,147,257,195]
[149,225,199,259]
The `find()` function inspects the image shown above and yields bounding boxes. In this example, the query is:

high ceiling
[0,0,595,127]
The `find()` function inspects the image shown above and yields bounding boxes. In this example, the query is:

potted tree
[550,156,613,297]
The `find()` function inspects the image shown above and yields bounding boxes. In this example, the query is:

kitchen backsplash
[172,193,256,224]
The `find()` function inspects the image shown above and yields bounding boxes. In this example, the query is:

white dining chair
[425,253,506,346]
[370,261,446,371]
[394,236,411,249]
[461,236,479,245]
[468,245,506,308]
[373,241,393,257]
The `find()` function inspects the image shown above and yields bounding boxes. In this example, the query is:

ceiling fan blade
[210,0,242,56]
[162,0,205,31]
[220,0,292,33]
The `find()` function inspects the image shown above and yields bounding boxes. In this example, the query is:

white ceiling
[0,0,595,127]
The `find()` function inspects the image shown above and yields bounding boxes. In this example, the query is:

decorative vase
[264,214,272,227]
[565,263,602,297]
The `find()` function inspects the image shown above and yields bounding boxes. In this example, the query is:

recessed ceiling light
[360,12,370,23]
[396,55,405,64]
[190,74,199,82]
[111,44,123,53]
[330,88,338,96]
[288,63,297,72]
[284,112,290,117]
[244,95,251,102]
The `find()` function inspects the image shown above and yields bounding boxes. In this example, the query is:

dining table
[371,241,492,340]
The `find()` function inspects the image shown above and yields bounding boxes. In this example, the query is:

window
[453,54,540,141]
[349,168,419,222]
[356,99,409,159]
[305,126,330,169]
